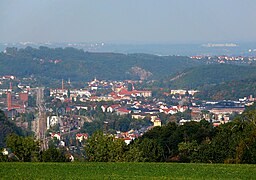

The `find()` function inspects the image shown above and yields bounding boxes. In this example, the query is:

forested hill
[168,64,256,89]
[0,46,204,82]
[166,64,256,100]
[0,110,25,147]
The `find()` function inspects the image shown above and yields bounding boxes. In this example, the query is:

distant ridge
[0,46,204,85]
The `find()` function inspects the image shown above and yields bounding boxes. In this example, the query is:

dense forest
[154,64,256,100]
[196,78,256,100]
[168,64,256,89]
[0,46,204,84]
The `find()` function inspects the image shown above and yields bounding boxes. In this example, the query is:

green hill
[0,110,25,147]
[0,47,204,84]
[167,64,256,100]
[169,64,256,89]
[196,79,256,100]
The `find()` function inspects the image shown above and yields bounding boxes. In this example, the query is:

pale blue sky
[0,0,256,43]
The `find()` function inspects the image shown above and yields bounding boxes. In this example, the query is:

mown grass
[0,162,255,179]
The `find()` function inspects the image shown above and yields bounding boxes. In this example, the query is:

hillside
[166,64,256,100]
[196,79,256,100]
[0,110,25,147]
[0,47,204,84]
[169,64,256,89]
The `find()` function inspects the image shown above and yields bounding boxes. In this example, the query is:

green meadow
[0,162,255,179]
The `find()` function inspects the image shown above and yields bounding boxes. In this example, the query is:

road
[35,87,47,150]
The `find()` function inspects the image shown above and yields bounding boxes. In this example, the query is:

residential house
[47,116,59,129]
[107,104,121,113]
[153,118,162,127]
[50,133,61,140]
[116,108,131,115]
[76,133,88,142]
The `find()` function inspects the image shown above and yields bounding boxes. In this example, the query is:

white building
[47,116,59,129]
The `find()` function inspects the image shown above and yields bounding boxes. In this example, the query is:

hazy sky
[1,0,256,43]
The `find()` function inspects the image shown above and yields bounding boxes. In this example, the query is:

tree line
[85,109,256,163]
[2,108,256,163]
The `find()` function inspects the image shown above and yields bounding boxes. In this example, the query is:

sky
[1,0,256,44]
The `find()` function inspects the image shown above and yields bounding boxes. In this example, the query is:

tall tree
[6,134,40,162]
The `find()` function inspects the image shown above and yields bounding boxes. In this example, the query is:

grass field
[0,162,256,179]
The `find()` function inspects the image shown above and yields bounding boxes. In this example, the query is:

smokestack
[10,82,12,91]
[7,82,12,111]
[7,92,12,111]
[62,79,64,91]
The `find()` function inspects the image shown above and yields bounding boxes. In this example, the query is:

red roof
[11,105,21,109]
[109,92,116,96]
[76,133,88,138]
[51,133,60,137]
[117,108,130,113]
[123,137,131,141]
[110,104,121,109]
[118,89,132,95]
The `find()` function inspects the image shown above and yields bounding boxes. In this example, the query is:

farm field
[0,162,255,179]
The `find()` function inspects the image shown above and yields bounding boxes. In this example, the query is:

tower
[7,92,12,111]
[62,79,64,92]
[7,82,12,111]
[68,78,71,85]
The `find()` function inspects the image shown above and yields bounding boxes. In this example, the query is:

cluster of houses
[50,78,152,103]
[190,55,256,63]
[1,76,256,147]
[47,78,256,130]
[0,83,30,116]
[50,132,88,143]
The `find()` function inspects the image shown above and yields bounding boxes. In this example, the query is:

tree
[67,89,71,98]
[40,147,69,162]
[85,131,127,162]
[138,138,164,162]
[127,83,133,91]
[178,140,199,162]
[0,110,25,147]
[6,134,40,162]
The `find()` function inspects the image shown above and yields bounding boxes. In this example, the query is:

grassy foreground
[0,162,256,179]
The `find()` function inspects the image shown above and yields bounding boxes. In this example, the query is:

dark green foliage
[0,110,25,147]
[165,64,256,100]
[83,109,256,164]
[130,138,164,162]
[6,134,40,162]
[40,148,70,162]
[169,64,256,89]
[196,79,256,100]
[85,131,127,162]
[0,46,204,86]
[84,110,256,164]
